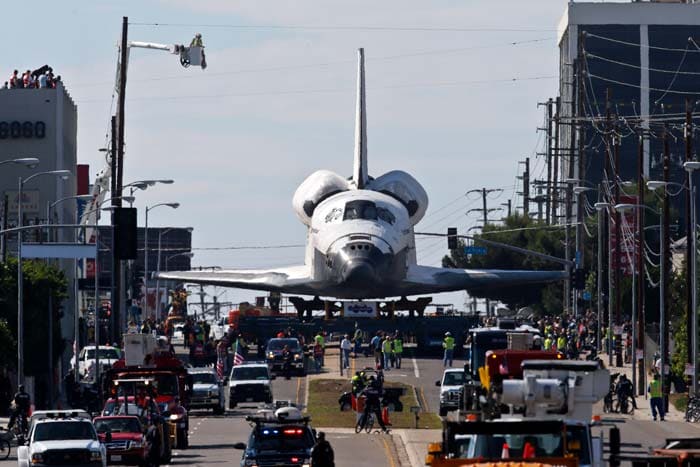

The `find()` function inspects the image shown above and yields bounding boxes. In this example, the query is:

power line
[192,244,304,251]
[585,32,700,53]
[76,74,556,104]
[130,21,556,33]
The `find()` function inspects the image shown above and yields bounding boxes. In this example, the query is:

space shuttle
[156,49,565,299]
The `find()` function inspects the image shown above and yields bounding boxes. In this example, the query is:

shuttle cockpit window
[344,200,378,221]
[377,207,395,225]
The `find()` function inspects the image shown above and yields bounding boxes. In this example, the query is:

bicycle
[0,428,13,460]
[355,410,375,433]
[685,396,700,422]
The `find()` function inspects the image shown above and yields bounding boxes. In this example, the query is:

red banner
[611,195,639,276]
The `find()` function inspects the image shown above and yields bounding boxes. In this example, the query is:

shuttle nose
[341,259,377,285]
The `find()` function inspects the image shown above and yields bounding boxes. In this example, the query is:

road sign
[464,246,487,255]
[582,291,591,301]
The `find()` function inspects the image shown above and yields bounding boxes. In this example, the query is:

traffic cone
[501,443,509,458]
[382,406,391,426]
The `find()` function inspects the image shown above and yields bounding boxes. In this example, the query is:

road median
[306,378,441,429]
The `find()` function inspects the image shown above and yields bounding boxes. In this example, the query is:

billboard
[343,301,378,318]
[5,189,40,215]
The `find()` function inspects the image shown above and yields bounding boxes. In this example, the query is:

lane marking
[420,386,429,412]
[296,375,302,405]
[381,436,397,467]
[411,357,420,378]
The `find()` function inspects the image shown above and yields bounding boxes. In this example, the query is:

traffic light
[571,268,586,290]
[114,207,137,260]
[447,227,457,250]
[132,263,144,300]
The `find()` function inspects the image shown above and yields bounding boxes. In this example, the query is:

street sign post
[464,246,487,255]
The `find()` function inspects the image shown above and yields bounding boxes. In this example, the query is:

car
[173,324,184,340]
[17,410,107,467]
[265,338,305,375]
[93,416,149,466]
[76,345,121,379]
[437,368,467,416]
[234,405,316,467]
[100,396,172,463]
[188,367,225,414]
[228,363,273,409]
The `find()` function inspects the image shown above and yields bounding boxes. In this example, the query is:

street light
[17,169,72,387]
[165,251,194,268]
[124,180,174,207]
[684,161,700,394]
[144,203,180,319]
[154,227,193,319]
[0,157,39,168]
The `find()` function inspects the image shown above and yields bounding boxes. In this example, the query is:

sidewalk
[597,351,684,422]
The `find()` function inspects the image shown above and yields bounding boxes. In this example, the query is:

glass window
[267,339,301,351]
[192,373,218,384]
[443,371,466,386]
[33,422,97,442]
[86,348,120,360]
[343,201,378,221]
[377,207,396,225]
[232,367,269,381]
[94,417,141,434]
[252,426,314,451]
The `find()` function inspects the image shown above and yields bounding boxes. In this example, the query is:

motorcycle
[167,406,188,449]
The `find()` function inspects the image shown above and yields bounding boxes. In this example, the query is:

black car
[235,406,316,467]
[265,338,306,375]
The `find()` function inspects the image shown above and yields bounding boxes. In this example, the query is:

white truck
[17,410,107,467]
[76,346,121,379]
[436,368,468,416]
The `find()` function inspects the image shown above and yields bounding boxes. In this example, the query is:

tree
[442,214,565,314]
[0,258,68,376]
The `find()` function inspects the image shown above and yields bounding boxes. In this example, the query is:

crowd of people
[3,66,62,90]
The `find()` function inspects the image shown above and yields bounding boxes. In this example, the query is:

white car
[76,345,121,379]
[228,363,273,409]
[17,410,107,467]
[189,367,226,414]
[437,368,468,416]
[173,324,184,340]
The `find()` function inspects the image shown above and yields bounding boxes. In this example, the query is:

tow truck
[426,360,616,467]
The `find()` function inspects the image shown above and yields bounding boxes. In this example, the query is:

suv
[436,368,467,416]
[93,415,149,466]
[188,367,225,414]
[228,363,273,409]
[265,338,305,375]
[234,406,316,467]
[17,410,107,467]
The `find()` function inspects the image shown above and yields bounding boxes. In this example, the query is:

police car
[234,405,316,467]
[17,410,107,467]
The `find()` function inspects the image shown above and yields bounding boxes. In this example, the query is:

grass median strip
[306,379,441,429]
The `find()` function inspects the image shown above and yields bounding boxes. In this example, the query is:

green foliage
[442,214,565,313]
[669,266,688,380]
[0,319,16,370]
[0,258,68,375]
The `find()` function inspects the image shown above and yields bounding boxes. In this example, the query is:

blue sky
[3,0,576,311]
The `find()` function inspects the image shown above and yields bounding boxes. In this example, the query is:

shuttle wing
[402,265,567,295]
[154,265,322,295]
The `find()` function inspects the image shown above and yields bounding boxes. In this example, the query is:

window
[86,348,120,360]
[267,339,301,351]
[33,422,97,442]
[192,373,218,384]
[94,418,141,434]
[343,201,378,221]
[443,371,467,386]
[232,367,269,381]
[377,207,396,225]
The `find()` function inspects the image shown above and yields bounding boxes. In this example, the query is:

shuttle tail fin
[353,48,368,189]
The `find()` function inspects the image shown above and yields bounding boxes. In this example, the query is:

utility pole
[501,200,512,218]
[637,129,645,395]
[574,39,585,317]
[0,194,7,262]
[482,188,488,227]
[605,87,613,367]
[686,97,694,377]
[112,17,129,340]
[109,116,118,343]
[552,97,561,222]
[540,99,554,225]
[614,130,622,367]
[663,125,671,379]
[519,158,530,217]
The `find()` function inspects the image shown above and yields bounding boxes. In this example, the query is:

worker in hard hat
[190,33,203,47]
[443,332,455,368]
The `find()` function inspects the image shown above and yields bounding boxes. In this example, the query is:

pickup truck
[17,410,107,467]
[436,368,467,416]
[93,415,149,466]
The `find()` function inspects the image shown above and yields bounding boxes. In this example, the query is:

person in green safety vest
[556,334,567,353]
[392,333,403,369]
[443,332,455,367]
[351,371,365,396]
[314,331,325,367]
[382,336,393,370]
[648,372,665,421]
[544,335,553,352]
[353,326,363,356]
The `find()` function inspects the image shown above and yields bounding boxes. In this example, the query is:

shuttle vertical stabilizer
[353,48,368,189]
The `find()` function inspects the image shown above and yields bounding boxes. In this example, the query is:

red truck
[485,349,563,381]
[94,415,150,466]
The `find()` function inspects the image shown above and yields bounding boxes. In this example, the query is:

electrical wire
[585,32,700,53]
[130,21,557,33]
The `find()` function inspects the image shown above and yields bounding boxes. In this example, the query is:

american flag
[233,341,245,366]
[216,346,226,379]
